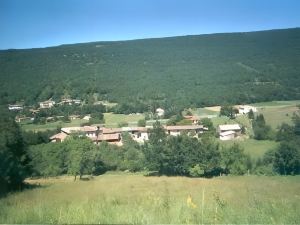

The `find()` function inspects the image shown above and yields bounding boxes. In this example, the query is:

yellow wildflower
[187,194,197,208]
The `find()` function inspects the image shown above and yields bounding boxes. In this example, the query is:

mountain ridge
[0,28,300,110]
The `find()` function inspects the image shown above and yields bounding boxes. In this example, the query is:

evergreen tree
[0,106,29,194]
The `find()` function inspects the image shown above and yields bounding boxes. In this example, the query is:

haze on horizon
[0,0,300,50]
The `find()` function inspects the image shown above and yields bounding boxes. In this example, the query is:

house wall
[220,133,235,141]
[132,132,149,143]
[169,131,181,136]
[86,132,96,137]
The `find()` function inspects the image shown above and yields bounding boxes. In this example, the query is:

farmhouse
[217,124,241,140]
[122,127,149,143]
[81,126,99,137]
[184,115,200,124]
[58,98,82,105]
[238,105,257,114]
[39,100,55,109]
[91,133,122,146]
[219,130,236,141]
[165,125,204,136]
[50,132,68,142]
[61,126,82,134]
[156,108,165,117]
[8,104,23,111]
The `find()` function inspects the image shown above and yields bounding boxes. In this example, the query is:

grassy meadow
[103,113,145,127]
[0,173,299,224]
[219,139,279,160]
[20,119,88,131]
[257,105,299,129]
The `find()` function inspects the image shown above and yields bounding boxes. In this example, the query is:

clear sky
[0,0,300,49]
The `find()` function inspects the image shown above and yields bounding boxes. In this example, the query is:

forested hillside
[0,28,300,108]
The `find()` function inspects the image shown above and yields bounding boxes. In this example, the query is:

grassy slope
[0,173,299,224]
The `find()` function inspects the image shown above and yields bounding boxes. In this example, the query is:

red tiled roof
[50,132,68,141]
[102,128,123,134]
[90,133,121,141]
[82,126,98,132]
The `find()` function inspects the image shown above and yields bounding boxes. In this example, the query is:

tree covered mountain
[0,28,300,109]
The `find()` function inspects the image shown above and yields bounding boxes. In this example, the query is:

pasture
[20,119,87,131]
[0,173,299,224]
[257,105,299,129]
[219,139,279,160]
[103,113,145,127]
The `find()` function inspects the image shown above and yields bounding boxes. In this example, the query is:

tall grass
[0,173,299,224]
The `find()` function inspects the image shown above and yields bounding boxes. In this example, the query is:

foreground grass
[1,173,299,224]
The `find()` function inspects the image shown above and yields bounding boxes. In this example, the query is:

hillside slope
[0,28,300,108]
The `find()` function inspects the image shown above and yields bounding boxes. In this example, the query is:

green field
[219,139,279,160]
[104,113,145,127]
[20,119,88,131]
[0,173,299,224]
[251,100,300,107]
[257,105,299,129]
[189,108,218,117]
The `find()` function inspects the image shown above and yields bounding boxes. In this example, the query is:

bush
[189,164,205,177]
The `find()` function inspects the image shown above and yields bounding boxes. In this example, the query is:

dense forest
[0,28,300,109]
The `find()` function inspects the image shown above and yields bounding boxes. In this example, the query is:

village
[8,98,260,145]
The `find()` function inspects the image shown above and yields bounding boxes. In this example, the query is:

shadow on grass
[143,168,225,178]
[0,181,51,199]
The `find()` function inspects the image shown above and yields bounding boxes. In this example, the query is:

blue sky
[0,0,300,49]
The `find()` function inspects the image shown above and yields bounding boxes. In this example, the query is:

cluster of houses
[50,121,244,145]
[40,98,82,109]
[50,124,206,145]
[9,100,253,143]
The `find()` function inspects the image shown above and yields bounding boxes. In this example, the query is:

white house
[156,108,165,117]
[219,130,236,141]
[122,127,149,143]
[39,100,55,109]
[8,104,23,111]
[81,126,99,137]
[165,125,204,136]
[238,105,257,114]
[218,124,241,140]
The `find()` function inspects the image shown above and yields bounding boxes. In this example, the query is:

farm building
[122,127,149,143]
[184,116,200,124]
[165,125,204,136]
[8,104,23,111]
[156,108,165,117]
[50,132,68,142]
[39,100,55,109]
[218,124,241,141]
[91,133,122,146]
[219,130,236,141]
[238,105,257,114]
